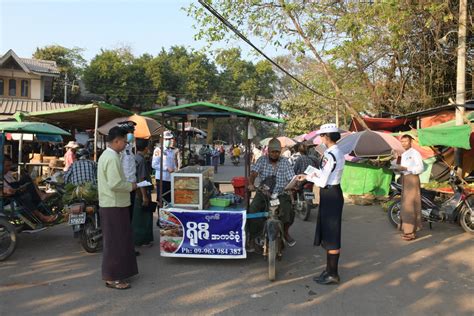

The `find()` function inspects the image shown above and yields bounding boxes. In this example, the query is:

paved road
[1,200,473,315]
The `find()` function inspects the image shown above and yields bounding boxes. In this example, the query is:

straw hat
[65,141,79,148]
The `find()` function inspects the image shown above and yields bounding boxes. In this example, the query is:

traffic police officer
[297,123,345,285]
[118,121,137,222]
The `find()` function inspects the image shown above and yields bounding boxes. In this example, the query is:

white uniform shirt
[307,144,345,188]
[152,147,176,181]
[120,143,136,183]
[400,148,424,175]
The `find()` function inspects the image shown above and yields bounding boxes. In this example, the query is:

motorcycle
[249,183,287,281]
[293,181,315,221]
[65,200,102,253]
[0,177,65,261]
[388,170,474,234]
[231,155,240,166]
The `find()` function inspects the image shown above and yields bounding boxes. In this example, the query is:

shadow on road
[0,204,473,315]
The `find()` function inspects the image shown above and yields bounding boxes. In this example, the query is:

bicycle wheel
[0,217,17,261]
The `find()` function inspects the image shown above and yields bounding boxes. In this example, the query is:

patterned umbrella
[260,136,296,148]
[336,130,404,157]
[98,114,163,139]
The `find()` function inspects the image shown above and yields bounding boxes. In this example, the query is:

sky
[0,0,266,61]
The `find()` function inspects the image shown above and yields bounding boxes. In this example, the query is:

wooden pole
[455,0,467,174]
[159,114,165,207]
[94,106,99,162]
[245,118,250,209]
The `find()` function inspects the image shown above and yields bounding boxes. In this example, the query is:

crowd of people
[2,120,425,290]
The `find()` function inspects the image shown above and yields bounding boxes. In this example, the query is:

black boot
[316,253,340,285]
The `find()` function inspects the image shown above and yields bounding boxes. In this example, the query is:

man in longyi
[392,134,424,241]
[98,126,138,290]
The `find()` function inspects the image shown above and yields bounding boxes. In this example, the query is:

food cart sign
[159,208,246,259]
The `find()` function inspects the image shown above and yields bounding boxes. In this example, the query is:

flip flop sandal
[105,281,131,290]
[401,233,416,241]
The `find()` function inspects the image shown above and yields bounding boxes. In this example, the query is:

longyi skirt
[100,206,138,281]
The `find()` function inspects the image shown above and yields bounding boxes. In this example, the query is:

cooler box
[231,176,247,198]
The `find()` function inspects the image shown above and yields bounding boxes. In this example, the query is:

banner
[159,208,246,259]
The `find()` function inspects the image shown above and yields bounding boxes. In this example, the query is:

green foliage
[62,182,98,205]
[33,45,86,103]
[187,0,473,131]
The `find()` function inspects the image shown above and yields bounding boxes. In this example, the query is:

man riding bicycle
[247,138,296,252]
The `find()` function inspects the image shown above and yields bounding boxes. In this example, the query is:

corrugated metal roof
[0,98,75,115]
[0,49,59,75]
[20,58,59,74]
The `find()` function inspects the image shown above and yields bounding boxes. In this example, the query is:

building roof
[394,101,474,119]
[0,98,74,116]
[0,49,59,76]
[19,58,60,75]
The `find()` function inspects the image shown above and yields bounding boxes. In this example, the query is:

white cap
[65,141,79,148]
[316,123,339,135]
[163,131,174,139]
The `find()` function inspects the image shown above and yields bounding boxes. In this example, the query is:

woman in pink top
[63,141,79,171]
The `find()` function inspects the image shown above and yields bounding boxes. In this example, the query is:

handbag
[143,201,157,213]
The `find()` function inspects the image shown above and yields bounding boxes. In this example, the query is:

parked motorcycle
[388,170,474,234]
[66,201,102,253]
[293,181,315,221]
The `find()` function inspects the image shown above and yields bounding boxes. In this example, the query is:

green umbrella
[0,122,70,136]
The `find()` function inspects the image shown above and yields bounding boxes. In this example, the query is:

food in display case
[171,166,215,209]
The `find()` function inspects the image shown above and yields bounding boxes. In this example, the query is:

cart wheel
[0,217,17,261]
[268,239,277,281]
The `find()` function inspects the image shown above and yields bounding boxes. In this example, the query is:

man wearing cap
[152,131,176,206]
[247,137,296,249]
[63,141,79,171]
[297,123,345,285]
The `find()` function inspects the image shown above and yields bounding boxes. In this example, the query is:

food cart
[141,102,284,259]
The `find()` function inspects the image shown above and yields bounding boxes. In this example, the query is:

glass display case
[171,166,215,209]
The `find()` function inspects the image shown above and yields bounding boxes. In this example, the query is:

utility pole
[64,73,68,104]
[335,101,339,127]
[455,0,467,174]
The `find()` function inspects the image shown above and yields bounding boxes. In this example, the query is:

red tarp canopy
[350,116,411,132]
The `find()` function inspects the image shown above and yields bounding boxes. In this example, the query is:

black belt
[322,184,340,189]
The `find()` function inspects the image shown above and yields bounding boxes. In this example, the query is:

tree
[187,1,473,129]
[33,45,86,103]
[83,47,156,110]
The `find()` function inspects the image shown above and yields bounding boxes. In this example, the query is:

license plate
[270,199,280,207]
[68,213,86,225]
[304,192,315,200]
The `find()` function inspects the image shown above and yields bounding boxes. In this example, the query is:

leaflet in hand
[304,165,320,176]
[137,180,153,188]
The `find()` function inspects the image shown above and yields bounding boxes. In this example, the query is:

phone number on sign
[179,247,242,255]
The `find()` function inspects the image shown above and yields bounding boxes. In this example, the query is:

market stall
[141,102,284,259]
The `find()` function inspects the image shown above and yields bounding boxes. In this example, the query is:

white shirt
[152,147,176,181]
[400,148,424,175]
[120,143,136,183]
[307,144,345,188]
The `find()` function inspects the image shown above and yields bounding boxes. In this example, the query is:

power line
[197,0,333,101]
